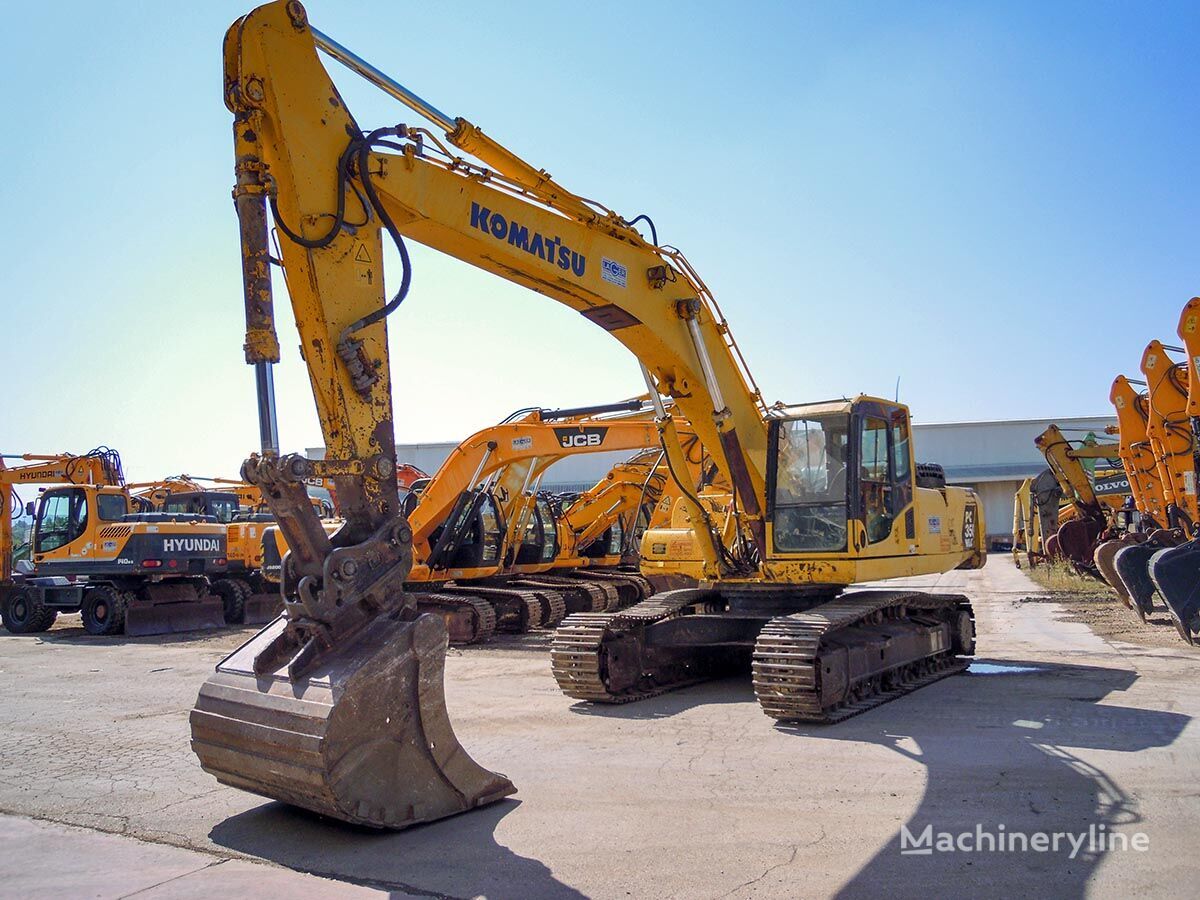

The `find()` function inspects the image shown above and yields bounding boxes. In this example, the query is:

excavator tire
[211,579,246,625]
[1,588,56,634]
[81,586,127,636]
[190,610,515,829]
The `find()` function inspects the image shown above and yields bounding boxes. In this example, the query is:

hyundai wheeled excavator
[1,451,229,635]
[191,2,984,830]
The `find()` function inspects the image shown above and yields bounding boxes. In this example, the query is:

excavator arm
[223,1,769,577]
[1141,341,1196,531]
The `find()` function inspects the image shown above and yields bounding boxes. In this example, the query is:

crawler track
[552,589,974,721]
[415,592,497,644]
[752,592,974,722]
[550,589,714,702]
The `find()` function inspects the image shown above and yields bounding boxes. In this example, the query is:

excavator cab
[162,491,241,524]
[426,489,505,571]
[767,399,918,560]
[515,497,559,566]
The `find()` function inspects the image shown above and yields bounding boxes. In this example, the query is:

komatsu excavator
[191,2,983,830]
[1,451,229,635]
[1149,298,1200,643]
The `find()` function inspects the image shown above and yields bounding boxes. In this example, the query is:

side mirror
[25,501,36,517]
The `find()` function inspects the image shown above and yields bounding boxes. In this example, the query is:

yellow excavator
[1,451,229,635]
[191,2,984,830]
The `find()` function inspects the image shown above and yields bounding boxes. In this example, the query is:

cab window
[97,493,128,521]
[35,489,87,553]
[770,413,849,552]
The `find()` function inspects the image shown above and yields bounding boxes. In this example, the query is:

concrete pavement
[0,555,1197,898]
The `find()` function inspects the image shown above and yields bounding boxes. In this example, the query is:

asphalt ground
[1,555,1196,899]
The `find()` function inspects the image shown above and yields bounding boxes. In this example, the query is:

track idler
[1149,539,1200,645]
[191,610,514,828]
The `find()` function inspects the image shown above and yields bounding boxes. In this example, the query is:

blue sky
[2,1,1195,481]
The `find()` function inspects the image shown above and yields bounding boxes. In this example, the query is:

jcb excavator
[1149,298,1200,643]
[257,404,673,640]
[191,2,983,830]
[1,451,229,635]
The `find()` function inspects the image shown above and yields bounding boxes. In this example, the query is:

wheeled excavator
[1,451,229,635]
[1112,340,1194,617]
[190,2,984,830]
[1149,298,1200,643]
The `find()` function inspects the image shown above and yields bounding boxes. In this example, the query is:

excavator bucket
[1149,540,1200,644]
[241,593,284,626]
[190,610,515,828]
[124,585,226,636]
[1094,533,1146,609]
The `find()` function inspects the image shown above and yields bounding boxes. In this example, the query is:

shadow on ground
[210,798,584,899]
[766,658,1191,899]
[27,622,253,648]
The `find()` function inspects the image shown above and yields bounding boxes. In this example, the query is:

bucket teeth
[190,612,515,828]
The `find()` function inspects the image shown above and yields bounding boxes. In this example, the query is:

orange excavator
[1149,299,1200,643]
[1112,340,1194,616]
[191,2,983,830]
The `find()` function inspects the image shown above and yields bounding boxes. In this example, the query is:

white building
[309,415,1117,547]
[910,415,1117,546]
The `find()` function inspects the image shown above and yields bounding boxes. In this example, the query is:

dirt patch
[1017,590,1191,650]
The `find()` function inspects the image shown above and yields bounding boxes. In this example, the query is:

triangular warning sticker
[354,244,372,263]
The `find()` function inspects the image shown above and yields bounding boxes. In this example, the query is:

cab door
[33,487,91,566]
[852,402,915,557]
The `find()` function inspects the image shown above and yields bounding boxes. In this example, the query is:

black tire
[2,588,55,634]
[210,579,246,625]
[81,586,127,636]
[915,463,947,489]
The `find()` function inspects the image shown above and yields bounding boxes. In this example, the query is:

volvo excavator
[1031,425,1125,572]
[1,451,229,635]
[191,2,984,830]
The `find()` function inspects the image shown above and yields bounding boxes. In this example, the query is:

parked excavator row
[191,1,984,832]
[0,450,229,635]
[1082,298,1200,644]
[258,404,704,642]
